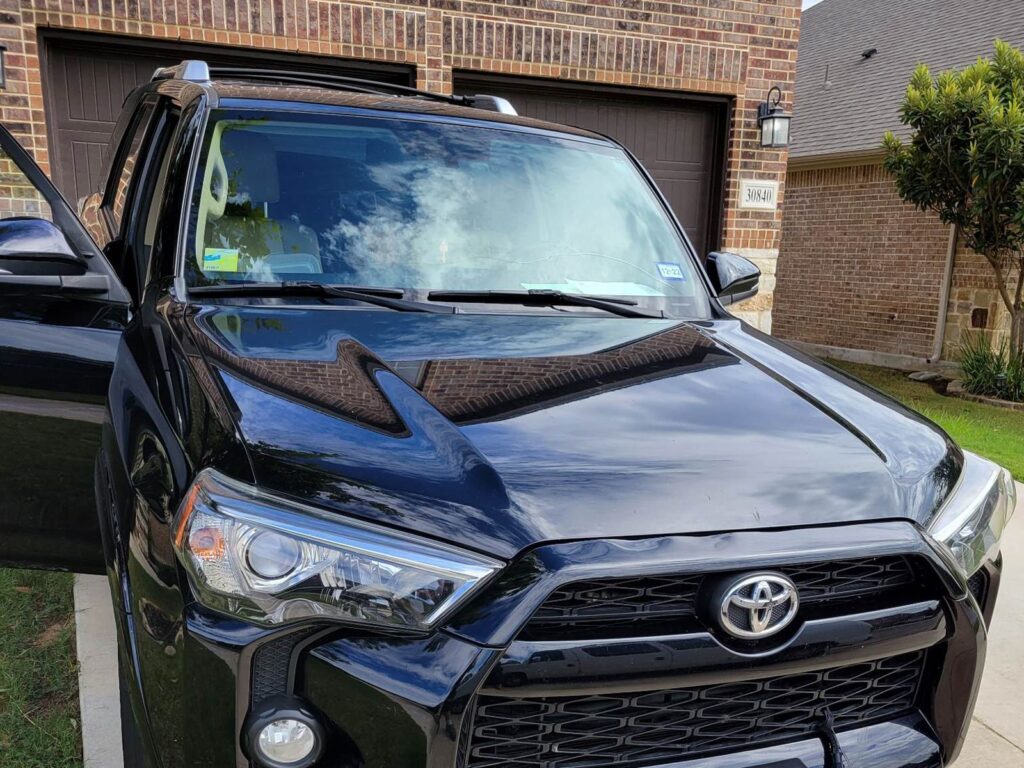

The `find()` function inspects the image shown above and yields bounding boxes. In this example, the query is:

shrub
[960,332,1024,402]
[1005,350,1024,402]
[960,333,1007,397]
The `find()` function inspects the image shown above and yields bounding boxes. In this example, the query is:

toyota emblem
[717,572,799,640]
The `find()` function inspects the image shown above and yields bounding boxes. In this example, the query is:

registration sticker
[656,262,686,281]
[203,248,240,272]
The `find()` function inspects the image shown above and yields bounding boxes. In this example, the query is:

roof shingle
[791,0,1024,161]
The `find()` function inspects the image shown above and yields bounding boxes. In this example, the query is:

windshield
[184,109,710,317]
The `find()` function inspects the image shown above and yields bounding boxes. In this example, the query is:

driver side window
[72,97,160,295]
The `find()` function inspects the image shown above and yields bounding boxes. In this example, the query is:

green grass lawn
[0,569,81,768]
[829,359,1024,481]
[0,408,91,767]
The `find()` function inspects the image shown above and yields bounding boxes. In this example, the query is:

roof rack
[151,59,211,82]
[150,60,517,115]
[463,94,518,115]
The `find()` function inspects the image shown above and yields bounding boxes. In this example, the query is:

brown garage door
[455,75,727,256]
[41,32,414,203]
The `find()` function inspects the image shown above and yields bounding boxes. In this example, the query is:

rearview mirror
[0,216,84,276]
[706,251,760,306]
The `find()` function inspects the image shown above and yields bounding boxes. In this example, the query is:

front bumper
[173,521,997,768]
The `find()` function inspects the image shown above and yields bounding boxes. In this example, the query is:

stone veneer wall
[942,240,1016,359]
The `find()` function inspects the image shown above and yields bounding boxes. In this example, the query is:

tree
[883,40,1024,356]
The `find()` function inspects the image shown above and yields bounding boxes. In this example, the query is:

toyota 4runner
[0,60,1014,768]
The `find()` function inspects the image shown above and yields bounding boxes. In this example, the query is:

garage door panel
[455,76,725,255]
[646,165,710,179]
[68,138,109,201]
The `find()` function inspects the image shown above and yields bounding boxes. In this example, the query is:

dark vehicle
[0,60,1014,768]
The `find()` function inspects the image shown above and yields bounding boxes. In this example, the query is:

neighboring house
[774,0,1024,366]
[0,1,801,327]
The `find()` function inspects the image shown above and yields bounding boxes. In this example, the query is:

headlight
[928,451,1016,578]
[172,470,502,629]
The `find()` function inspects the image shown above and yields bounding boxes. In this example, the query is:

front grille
[464,651,925,768]
[521,555,919,640]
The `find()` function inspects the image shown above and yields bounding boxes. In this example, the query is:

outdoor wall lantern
[758,86,791,148]
[0,46,7,90]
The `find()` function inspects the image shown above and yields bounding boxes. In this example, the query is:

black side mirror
[0,216,84,276]
[0,216,111,294]
[706,251,761,306]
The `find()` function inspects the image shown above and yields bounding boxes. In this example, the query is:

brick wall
[773,163,951,359]
[0,0,800,322]
[775,161,1022,363]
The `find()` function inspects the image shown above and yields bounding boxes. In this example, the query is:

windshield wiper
[188,281,456,314]
[427,289,664,319]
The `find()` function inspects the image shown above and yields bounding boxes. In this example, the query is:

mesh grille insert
[521,556,919,640]
[523,573,703,638]
[464,651,925,768]
[786,557,917,602]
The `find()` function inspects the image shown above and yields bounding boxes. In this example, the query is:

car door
[0,122,132,573]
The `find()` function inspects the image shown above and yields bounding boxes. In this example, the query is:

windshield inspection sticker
[203,248,240,272]
[656,262,686,281]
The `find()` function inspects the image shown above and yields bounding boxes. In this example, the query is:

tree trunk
[998,255,1024,358]
[1013,258,1024,358]
[1012,307,1024,358]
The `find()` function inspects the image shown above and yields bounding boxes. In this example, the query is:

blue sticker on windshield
[656,262,686,281]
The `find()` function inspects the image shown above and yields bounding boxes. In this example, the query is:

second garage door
[455,75,727,257]
[41,32,414,204]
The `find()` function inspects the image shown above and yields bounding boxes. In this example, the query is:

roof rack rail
[209,66,454,101]
[150,61,518,115]
[151,59,211,83]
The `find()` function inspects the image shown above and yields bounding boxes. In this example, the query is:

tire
[119,652,147,768]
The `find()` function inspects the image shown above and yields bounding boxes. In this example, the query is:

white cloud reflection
[308,129,698,297]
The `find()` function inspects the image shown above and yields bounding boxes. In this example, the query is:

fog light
[245,697,325,768]
[258,719,317,764]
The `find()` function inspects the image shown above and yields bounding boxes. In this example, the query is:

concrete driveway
[956,483,1024,766]
[73,484,1024,767]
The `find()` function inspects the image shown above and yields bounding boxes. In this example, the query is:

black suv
[0,60,1015,768]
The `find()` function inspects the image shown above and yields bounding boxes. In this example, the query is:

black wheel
[119,652,147,768]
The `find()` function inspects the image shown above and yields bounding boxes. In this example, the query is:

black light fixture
[758,85,791,149]
[0,45,7,90]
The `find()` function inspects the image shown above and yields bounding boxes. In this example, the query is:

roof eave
[787,148,886,172]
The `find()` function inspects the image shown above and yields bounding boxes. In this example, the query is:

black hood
[185,307,961,559]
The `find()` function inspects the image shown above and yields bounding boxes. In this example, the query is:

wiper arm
[427,289,663,319]
[188,281,456,314]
